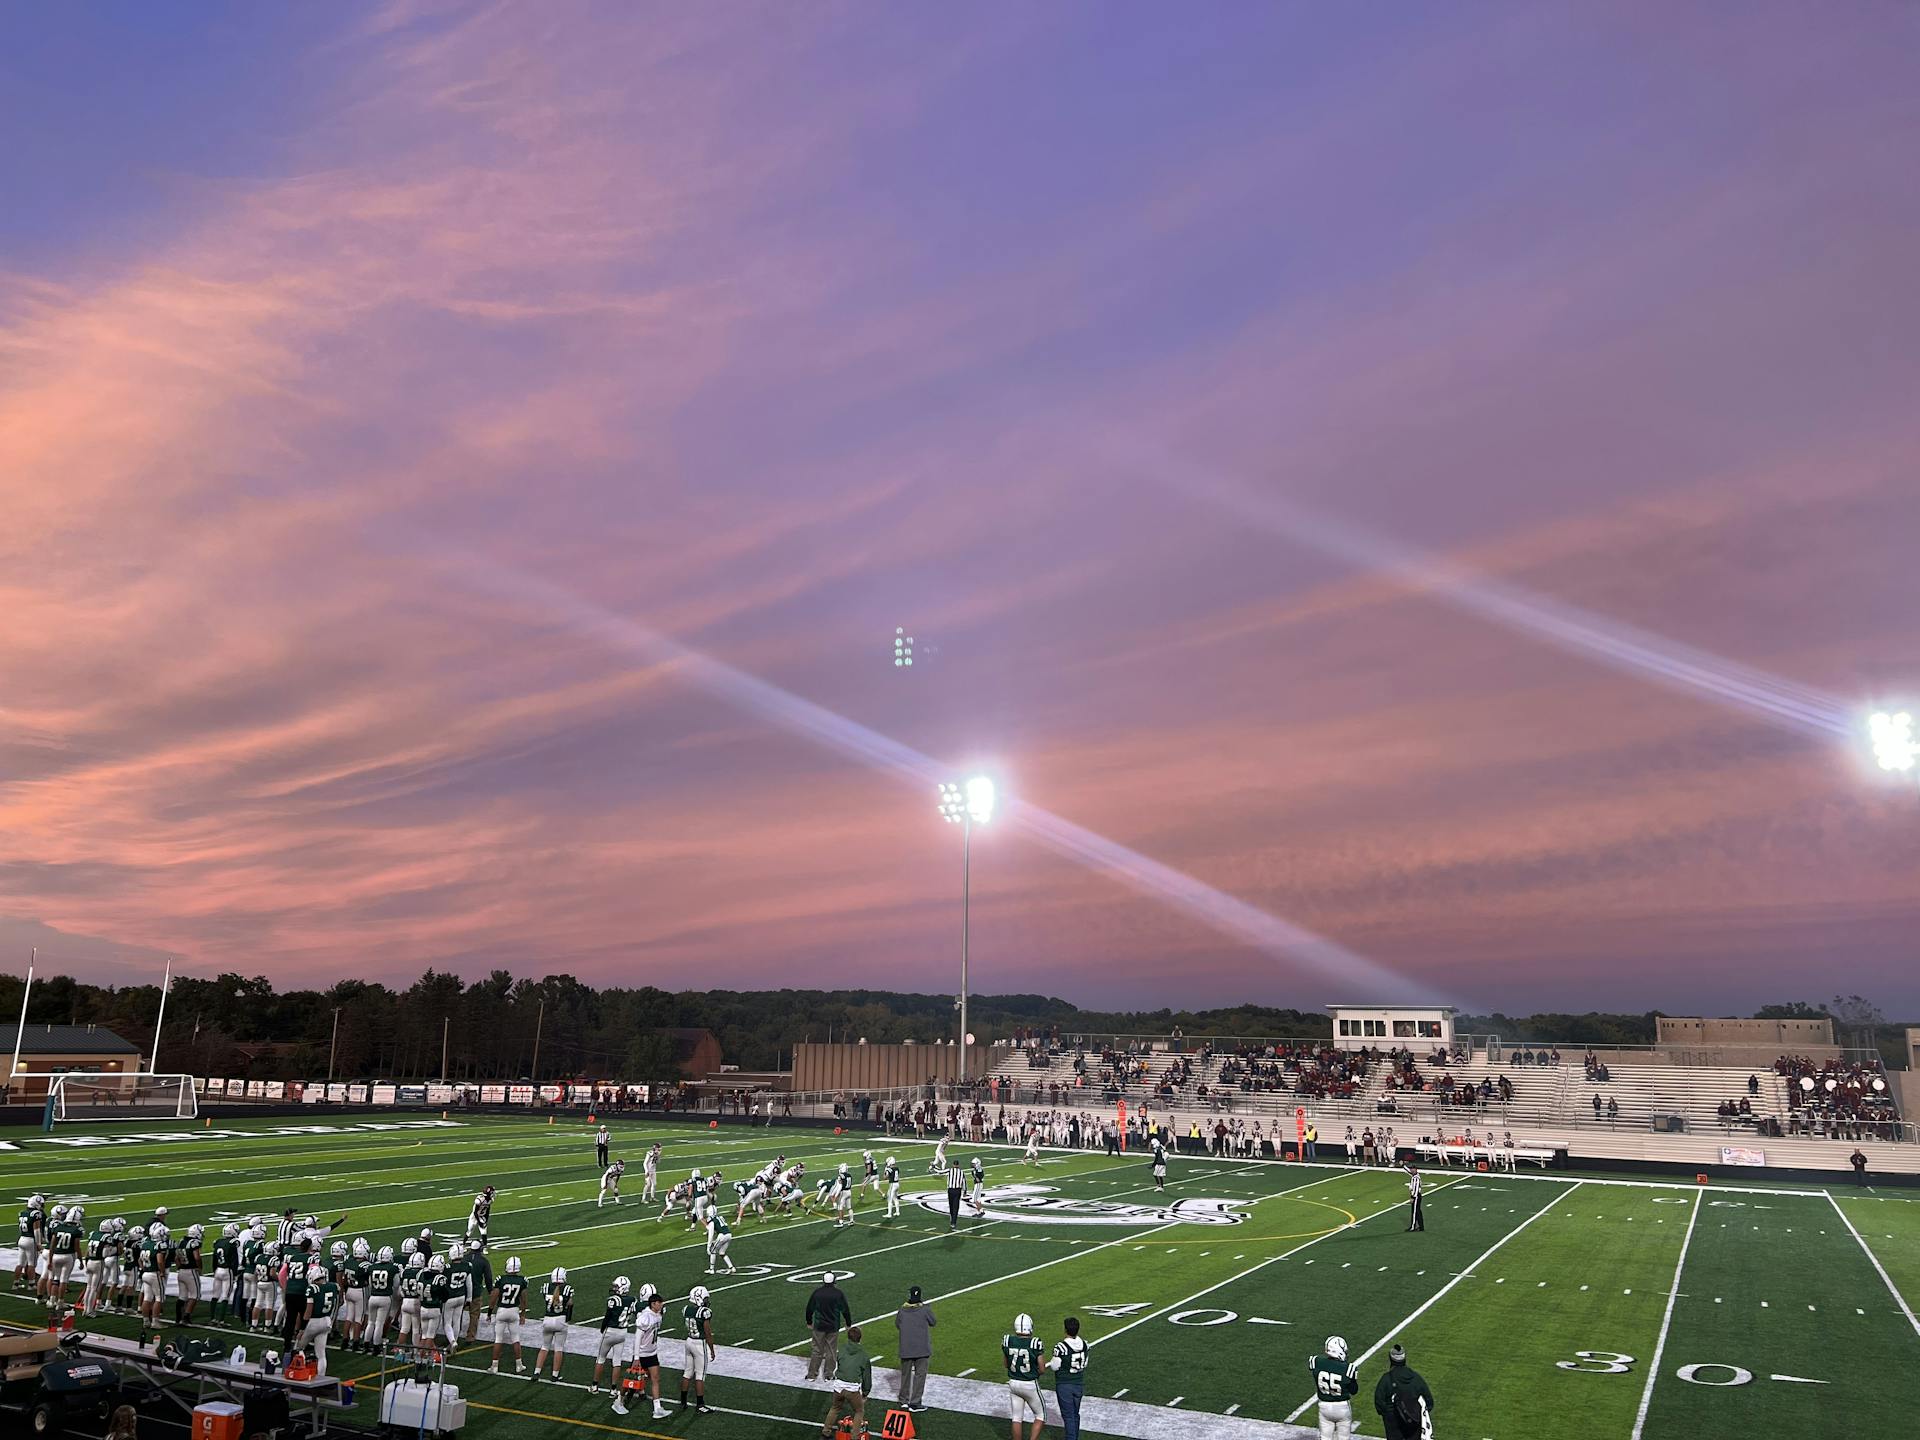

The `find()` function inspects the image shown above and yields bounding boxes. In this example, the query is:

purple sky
[3,2,1917,1014]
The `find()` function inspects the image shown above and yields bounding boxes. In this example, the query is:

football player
[80,1217,109,1317]
[43,1203,82,1308]
[340,1238,371,1350]
[396,1253,427,1351]
[173,1222,205,1325]
[591,1276,636,1395]
[300,1264,342,1376]
[209,1223,240,1323]
[1150,1133,1168,1191]
[1309,1335,1359,1440]
[830,1163,855,1229]
[705,1209,736,1274]
[1023,1131,1042,1165]
[467,1186,495,1248]
[489,1256,529,1374]
[534,1265,574,1381]
[641,1143,660,1202]
[679,1284,714,1414]
[14,1194,45,1293]
[361,1245,399,1354]
[135,1221,172,1347]
[613,1284,667,1420]
[884,1155,902,1218]
[863,1150,880,1193]
[930,1134,950,1174]
[441,1241,474,1347]
[421,1254,451,1351]
[599,1158,627,1208]
[1003,1312,1047,1440]
[969,1156,988,1215]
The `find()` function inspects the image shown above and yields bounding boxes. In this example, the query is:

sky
[2,2,1918,1016]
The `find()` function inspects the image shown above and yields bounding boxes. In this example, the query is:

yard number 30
[1557,1351,1635,1374]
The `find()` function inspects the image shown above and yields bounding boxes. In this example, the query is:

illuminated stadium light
[938,775,994,1083]
[1869,710,1917,773]
[893,627,914,667]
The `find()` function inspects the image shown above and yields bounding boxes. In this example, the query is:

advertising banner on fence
[264,1081,285,1100]
[481,1085,506,1104]
[372,1085,397,1105]
[327,1083,347,1102]
[509,1085,535,1105]
[427,1084,455,1105]
[348,1084,369,1103]
[1719,1146,1767,1167]
[538,1085,563,1103]
[303,1083,326,1104]
[396,1085,427,1104]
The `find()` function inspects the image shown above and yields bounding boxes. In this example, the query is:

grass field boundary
[1282,1177,1581,1422]
[1630,1187,1700,1439]
[1826,1191,1920,1340]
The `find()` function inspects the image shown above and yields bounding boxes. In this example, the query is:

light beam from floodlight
[1869,711,1917,774]
[938,776,993,1084]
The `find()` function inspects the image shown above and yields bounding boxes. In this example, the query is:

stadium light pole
[1869,710,1917,779]
[938,776,996,1087]
[9,951,32,1087]
[327,1007,342,1083]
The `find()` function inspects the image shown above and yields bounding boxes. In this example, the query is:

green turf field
[2,1114,1915,1438]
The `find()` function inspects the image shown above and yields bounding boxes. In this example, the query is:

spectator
[822,1325,872,1439]
[1748,1073,1761,1096]
[1607,1096,1620,1120]
[803,1272,851,1383]
[1850,1148,1868,1186]
[893,1286,935,1412]
[1374,1343,1435,1440]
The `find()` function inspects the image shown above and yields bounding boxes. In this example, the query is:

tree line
[0,970,1903,1081]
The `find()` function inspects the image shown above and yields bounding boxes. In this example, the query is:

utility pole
[530,995,545,1082]
[442,1015,450,1082]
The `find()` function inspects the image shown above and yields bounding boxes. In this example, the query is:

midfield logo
[909,1183,1251,1227]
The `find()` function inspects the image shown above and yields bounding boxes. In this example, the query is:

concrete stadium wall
[791,1042,992,1093]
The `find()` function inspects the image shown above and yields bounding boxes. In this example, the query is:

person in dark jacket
[1374,1344,1435,1440]
[893,1285,935,1412]
[804,1272,852,1382]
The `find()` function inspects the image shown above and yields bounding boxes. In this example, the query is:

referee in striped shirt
[944,1163,966,1231]
[276,1208,299,1246]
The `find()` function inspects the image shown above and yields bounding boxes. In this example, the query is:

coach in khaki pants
[805,1272,852,1382]
[893,1286,935,1411]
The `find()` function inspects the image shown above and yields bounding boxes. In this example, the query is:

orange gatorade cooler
[193,1401,245,1440]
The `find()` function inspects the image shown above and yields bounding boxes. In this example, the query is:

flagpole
[9,951,32,1089]
[148,956,173,1073]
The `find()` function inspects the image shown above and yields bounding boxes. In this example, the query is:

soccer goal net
[45,1072,199,1125]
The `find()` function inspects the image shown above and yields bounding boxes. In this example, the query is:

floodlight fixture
[1868,710,1917,773]
[937,773,997,1084]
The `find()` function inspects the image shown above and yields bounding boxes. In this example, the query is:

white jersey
[634,1305,664,1358]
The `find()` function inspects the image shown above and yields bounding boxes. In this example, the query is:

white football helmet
[223,1223,240,1239]
[407,1253,426,1270]
[151,1224,169,1240]
[155,1206,170,1219]
[506,1256,521,1273]
[330,1240,348,1262]
[689,1285,709,1305]
[306,1266,326,1285]
[1326,1335,1348,1361]
[247,1214,263,1230]
[351,1237,371,1259]
[612,1276,631,1295]
[28,1194,44,1210]
[419,1227,433,1242]
[71,1204,86,1221]
[401,1238,418,1256]
[887,1156,896,1167]
[51,1205,68,1222]
[638,1282,657,1302]
[428,1254,446,1273]
[301,1214,316,1228]
[187,1223,205,1240]
[550,1266,567,1284]
[691,1169,702,1180]
[1013,1313,1034,1336]
[377,1246,396,1263]
[449,1241,465,1261]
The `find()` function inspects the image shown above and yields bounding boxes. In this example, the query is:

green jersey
[85,1230,106,1263]
[709,1214,731,1237]
[683,1298,712,1339]
[425,1272,451,1307]
[284,1271,309,1310]
[213,1238,239,1271]
[310,1281,341,1319]
[176,1238,203,1273]
[17,1209,41,1243]
[346,1258,371,1291]
[368,1260,399,1297]
[1002,1334,1044,1381]
[544,1280,574,1319]
[50,1222,81,1256]
[137,1243,163,1276]
[1051,1336,1089,1382]
[398,1268,425,1301]
[496,1273,529,1310]
[601,1294,637,1331]
[1310,1353,1359,1403]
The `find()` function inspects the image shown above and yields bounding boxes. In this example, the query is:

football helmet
[550,1266,567,1284]
[302,1214,316,1228]
[155,1206,170,1219]
[886,1156,896,1167]
[482,1185,496,1199]
[506,1256,521,1273]
[247,1214,263,1230]
[691,1169,702,1180]
[377,1246,396,1262]
[28,1194,44,1210]
[1326,1335,1348,1361]
[306,1266,326,1285]
[449,1241,465,1261]
[51,1204,68,1222]
[419,1227,433,1241]
[838,1163,849,1175]
[612,1276,631,1295]
[638,1282,657,1302]
[71,1205,85,1222]
[223,1223,240,1239]
[1013,1313,1033,1336]
[187,1223,205,1240]
[428,1255,446,1273]
[153,1224,170,1240]
[689,1285,709,1305]
[330,1240,348,1262]
[401,1238,418,1256]
[351,1237,371,1259]
[407,1253,426,1270]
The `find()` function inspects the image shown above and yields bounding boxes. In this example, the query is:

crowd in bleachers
[1217,1042,1369,1100]
[1776,1055,1902,1141]
[1506,1046,1564,1067]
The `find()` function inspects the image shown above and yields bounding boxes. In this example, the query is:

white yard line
[1629,1188,1700,1440]
[1826,1192,1920,1340]
[1283,1178,1582,1423]
[1088,1175,1459,1355]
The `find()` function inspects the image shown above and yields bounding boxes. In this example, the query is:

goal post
[43,1072,199,1130]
